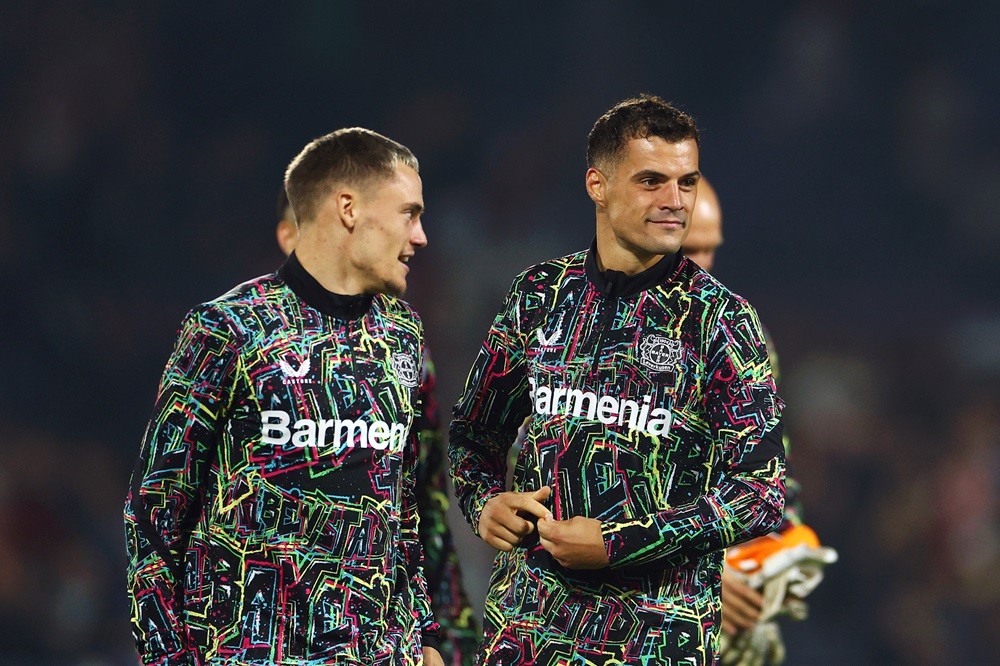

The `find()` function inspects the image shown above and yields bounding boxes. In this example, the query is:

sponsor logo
[278,356,311,385]
[391,352,419,388]
[639,335,683,372]
[527,377,672,435]
[260,410,407,451]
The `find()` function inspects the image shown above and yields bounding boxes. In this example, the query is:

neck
[294,233,364,295]
[595,229,662,275]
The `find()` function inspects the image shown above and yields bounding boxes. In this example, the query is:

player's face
[590,137,700,270]
[352,164,426,296]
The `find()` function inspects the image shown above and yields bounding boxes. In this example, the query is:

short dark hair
[284,127,418,224]
[587,94,699,169]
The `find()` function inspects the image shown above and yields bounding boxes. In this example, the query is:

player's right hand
[722,565,764,635]
[478,486,552,551]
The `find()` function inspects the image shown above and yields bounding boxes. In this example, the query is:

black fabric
[584,238,682,297]
[279,251,374,320]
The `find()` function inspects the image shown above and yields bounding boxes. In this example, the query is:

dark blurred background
[1,1,998,663]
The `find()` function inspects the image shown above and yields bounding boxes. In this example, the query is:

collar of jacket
[278,251,374,320]
[584,238,682,298]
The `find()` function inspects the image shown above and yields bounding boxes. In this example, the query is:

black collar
[278,251,374,320]
[584,238,681,298]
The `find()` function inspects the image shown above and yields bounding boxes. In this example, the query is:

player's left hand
[423,646,445,666]
[537,515,609,569]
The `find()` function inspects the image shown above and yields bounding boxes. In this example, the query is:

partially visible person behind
[686,179,836,665]
[276,191,480,665]
[126,128,443,665]
[450,94,787,664]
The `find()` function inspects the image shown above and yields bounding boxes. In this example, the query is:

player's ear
[585,168,605,206]
[332,188,358,230]
[275,219,298,256]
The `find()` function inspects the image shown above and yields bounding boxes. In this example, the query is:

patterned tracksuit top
[450,245,786,665]
[125,253,438,665]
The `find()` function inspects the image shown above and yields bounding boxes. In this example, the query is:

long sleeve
[602,299,786,569]
[124,305,240,664]
[764,326,803,528]
[449,286,532,535]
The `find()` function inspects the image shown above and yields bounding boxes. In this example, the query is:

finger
[484,530,517,551]
[538,535,565,566]
[486,521,528,547]
[722,593,759,630]
[735,585,764,610]
[529,485,551,502]
[510,496,552,521]
[728,607,758,632]
[482,496,531,532]
[535,514,557,538]
[724,576,763,611]
[725,598,760,631]
[493,509,536,536]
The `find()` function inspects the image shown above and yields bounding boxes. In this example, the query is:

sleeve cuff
[422,625,442,654]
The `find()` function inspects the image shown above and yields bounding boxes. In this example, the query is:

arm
[763,326,803,529]
[123,305,240,663]
[449,285,535,536]
[601,300,786,570]
[719,326,801,637]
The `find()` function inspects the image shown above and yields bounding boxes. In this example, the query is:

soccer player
[449,94,786,663]
[276,192,480,665]
[126,128,444,665]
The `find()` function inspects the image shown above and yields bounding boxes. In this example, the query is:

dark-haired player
[450,95,786,664]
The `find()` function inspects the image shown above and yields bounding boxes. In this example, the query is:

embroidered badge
[639,335,684,372]
[392,352,419,388]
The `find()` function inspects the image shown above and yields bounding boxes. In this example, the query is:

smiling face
[349,164,426,296]
[587,136,700,273]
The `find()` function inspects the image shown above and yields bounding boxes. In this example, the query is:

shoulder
[677,260,768,360]
[679,257,756,318]
[183,272,284,340]
[207,272,285,309]
[372,294,424,337]
[509,249,587,297]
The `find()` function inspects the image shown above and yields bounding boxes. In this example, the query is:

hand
[537,515,609,569]
[423,646,445,666]
[719,620,785,666]
[478,486,552,551]
[721,565,763,635]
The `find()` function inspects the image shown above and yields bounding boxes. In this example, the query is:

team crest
[392,352,419,388]
[639,335,683,372]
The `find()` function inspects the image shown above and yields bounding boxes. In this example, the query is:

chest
[524,287,706,420]
[236,311,420,461]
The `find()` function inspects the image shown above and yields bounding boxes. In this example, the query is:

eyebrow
[633,169,702,182]
[403,202,425,215]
